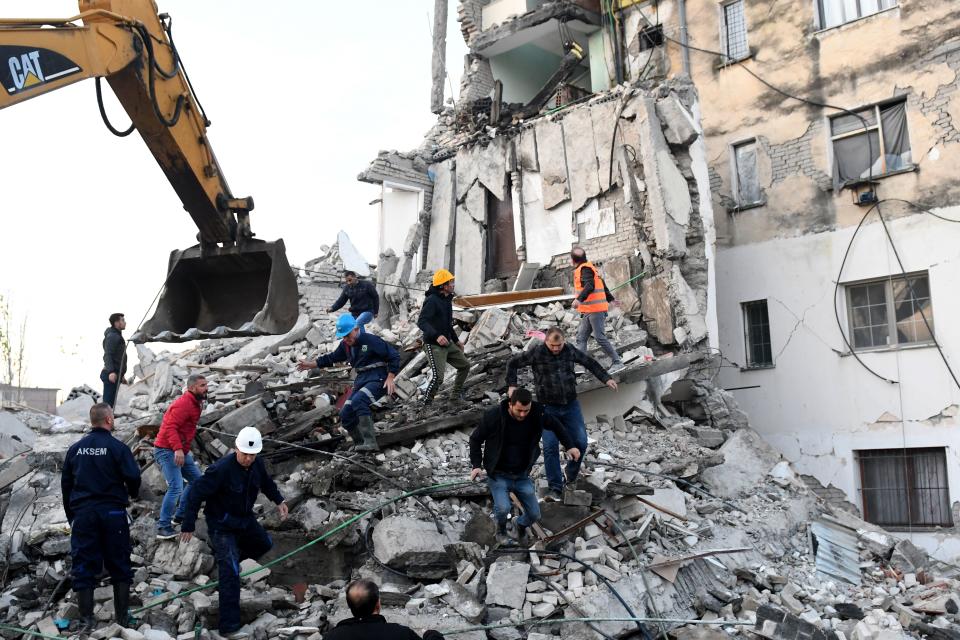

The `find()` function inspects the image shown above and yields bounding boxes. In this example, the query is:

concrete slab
[427,160,456,269]
[0,412,36,458]
[590,99,620,193]
[655,96,699,146]
[337,231,371,277]
[454,182,487,295]
[218,314,311,368]
[535,119,570,210]
[603,256,640,313]
[518,127,539,172]
[562,107,602,212]
[670,265,708,345]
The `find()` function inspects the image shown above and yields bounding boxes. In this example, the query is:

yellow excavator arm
[0,0,298,342]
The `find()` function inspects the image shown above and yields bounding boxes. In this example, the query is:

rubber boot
[341,423,362,450]
[353,415,380,452]
[76,588,96,635]
[495,522,514,547]
[113,582,131,628]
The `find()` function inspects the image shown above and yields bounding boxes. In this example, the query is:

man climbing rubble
[469,387,580,546]
[154,373,207,540]
[507,327,616,501]
[297,314,398,452]
[570,247,625,373]
[180,426,289,639]
[61,403,141,633]
[328,270,379,332]
[417,269,470,408]
[323,579,445,640]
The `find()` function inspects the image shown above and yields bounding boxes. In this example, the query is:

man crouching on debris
[180,427,289,639]
[324,579,445,640]
[61,403,141,633]
[506,327,616,501]
[469,387,580,546]
[296,314,399,452]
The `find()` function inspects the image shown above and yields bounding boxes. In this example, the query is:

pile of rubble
[1,249,959,640]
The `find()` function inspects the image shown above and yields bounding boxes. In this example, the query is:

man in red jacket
[154,374,207,539]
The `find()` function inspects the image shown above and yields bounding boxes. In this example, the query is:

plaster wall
[380,185,423,284]
[489,43,566,104]
[715,208,960,561]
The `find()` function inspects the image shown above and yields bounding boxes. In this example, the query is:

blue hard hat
[335,314,358,338]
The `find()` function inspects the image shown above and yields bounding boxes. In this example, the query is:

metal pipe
[677,0,691,75]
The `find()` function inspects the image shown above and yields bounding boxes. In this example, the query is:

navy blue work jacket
[181,453,284,533]
[316,332,400,388]
[61,427,141,523]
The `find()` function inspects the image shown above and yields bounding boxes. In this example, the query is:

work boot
[516,523,530,546]
[112,582,131,628]
[341,424,362,450]
[353,416,380,453]
[76,588,96,635]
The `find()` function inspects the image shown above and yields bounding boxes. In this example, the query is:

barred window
[742,299,772,367]
[721,1,749,62]
[857,448,952,528]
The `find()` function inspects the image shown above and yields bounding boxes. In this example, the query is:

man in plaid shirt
[506,327,618,500]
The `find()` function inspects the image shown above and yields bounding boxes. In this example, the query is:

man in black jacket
[506,327,616,500]
[180,427,289,638]
[328,271,379,331]
[416,269,470,407]
[469,388,580,545]
[61,403,141,632]
[101,313,127,407]
[323,579,444,640]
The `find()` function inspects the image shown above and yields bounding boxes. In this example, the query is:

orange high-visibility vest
[573,261,608,314]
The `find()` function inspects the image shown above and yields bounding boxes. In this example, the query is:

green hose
[0,623,64,640]
[130,480,473,615]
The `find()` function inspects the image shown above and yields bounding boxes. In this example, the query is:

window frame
[730,138,764,209]
[719,0,750,64]
[741,299,774,369]
[855,447,953,530]
[816,0,899,31]
[829,97,913,187]
[844,271,934,352]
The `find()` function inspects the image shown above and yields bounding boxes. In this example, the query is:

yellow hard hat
[432,269,455,287]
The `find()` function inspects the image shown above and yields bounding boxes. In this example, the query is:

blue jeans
[210,520,273,633]
[576,311,622,364]
[70,507,132,590]
[487,472,540,528]
[542,400,589,491]
[355,311,374,332]
[154,447,202,528]
[100,370,119,408]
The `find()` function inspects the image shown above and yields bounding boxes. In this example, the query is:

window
[638,24,664,52]
[721,1,749,63]
[846,273,933,350]
[733,140,761,206]
[831,99,912,189]
[857,448,952,528]
[818,0,897,30]
[742,300,773,367]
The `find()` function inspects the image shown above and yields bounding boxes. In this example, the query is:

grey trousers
[576,312,621,364]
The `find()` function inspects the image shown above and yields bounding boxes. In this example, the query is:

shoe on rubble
[609,362,626,374]
[156,525,178,540]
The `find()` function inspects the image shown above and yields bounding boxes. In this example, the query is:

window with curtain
[818,0,898,30]
[846,272,933,350]
[831,99,911,190]
[857,448,952,528]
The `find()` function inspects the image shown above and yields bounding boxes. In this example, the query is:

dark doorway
[486,183,520,280]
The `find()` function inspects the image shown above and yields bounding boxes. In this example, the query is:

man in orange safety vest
[570,247,625,373]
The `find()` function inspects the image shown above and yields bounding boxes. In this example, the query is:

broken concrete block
[655,96,699,146]
[670,265,708,345]
[57,394,94,424]
[644,486,687,519]
[215,400,275,441]
[218,313,312,368]
[641,274,675,345]
[151,537,213,579]
[372,516,455,579]
[441,579,485,623]
[485,561,529,609]
[0,412,36,458]
[701,429,782,499]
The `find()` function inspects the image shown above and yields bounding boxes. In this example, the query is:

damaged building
[361,0,960,563]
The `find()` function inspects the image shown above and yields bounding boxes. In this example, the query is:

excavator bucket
[132,239,299,343]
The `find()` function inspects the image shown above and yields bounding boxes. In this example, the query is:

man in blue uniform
[180,427,288,639]
[297,314,399,452]
[61,402,141,633]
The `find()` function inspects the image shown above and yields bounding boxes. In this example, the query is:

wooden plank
[453,288,565,309]
[375,409,485,447]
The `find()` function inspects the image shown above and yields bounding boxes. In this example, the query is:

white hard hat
[236,426,263,454]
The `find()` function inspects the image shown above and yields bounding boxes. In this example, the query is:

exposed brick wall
[460,55,496,104]
[764,120,833,191]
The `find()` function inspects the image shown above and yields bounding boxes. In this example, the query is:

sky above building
[0,0,466,397]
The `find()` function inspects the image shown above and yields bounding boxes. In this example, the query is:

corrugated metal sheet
[811,519,861,585]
